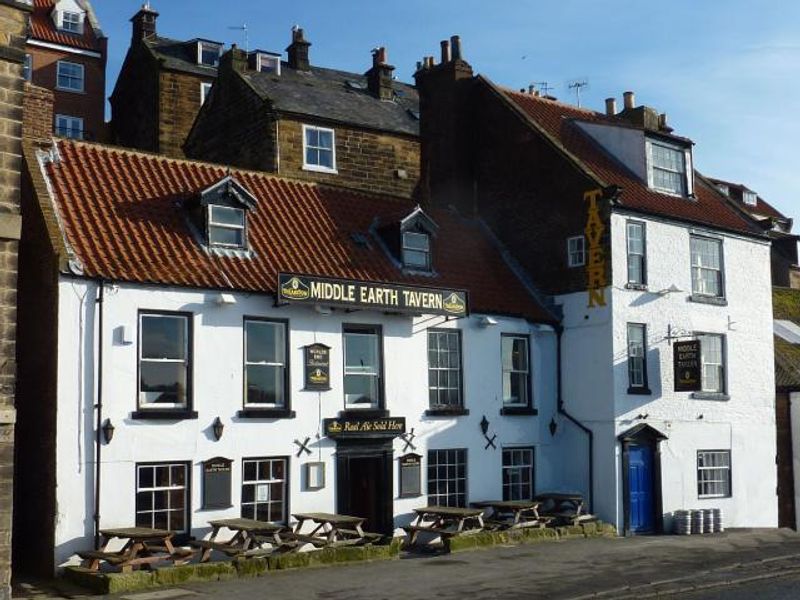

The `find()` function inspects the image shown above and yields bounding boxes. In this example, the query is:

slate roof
[145,36,218,78]
[33,139,554,323]
[773,287,800,390]
[242,66,419,136]
[29,0,104,52]
[493,82,765,237]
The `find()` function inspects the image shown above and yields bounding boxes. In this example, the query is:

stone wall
[22,83,53,141]
[0,0,31,596]
[158,69,213,158]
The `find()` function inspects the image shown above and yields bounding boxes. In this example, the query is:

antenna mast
[531,81,554,97]
[567,78,589,107]
[228,24,249,53]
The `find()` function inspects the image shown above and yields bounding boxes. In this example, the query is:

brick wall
[0,0,31,596]
[159,69,214,158]
[22,83,53,140]
[26,44,105,142]
[276,118,420,199]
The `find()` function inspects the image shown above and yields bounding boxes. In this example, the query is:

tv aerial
[530,81,554,96]
[567,78,589,107]
[228,24,249,53]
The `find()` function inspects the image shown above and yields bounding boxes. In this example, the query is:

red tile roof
[706,177,788,221]
[38,140,555,322]
[497,84,764,237]
[29,0,103,52]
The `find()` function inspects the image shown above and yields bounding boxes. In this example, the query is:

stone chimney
[131,2,158,43]
[605,97,616,116]
[219,44,247,74]
[623,91,635,110]
[286,26,311,71]
[618,91,664,131]
[365,47,395,101]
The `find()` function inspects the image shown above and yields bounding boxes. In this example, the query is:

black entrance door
[336,442,393,534]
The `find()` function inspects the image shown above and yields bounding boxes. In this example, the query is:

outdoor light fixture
[215,293,236,306]
[212,417,224,441]
[477,315,498,328]
[549,417,558,437]
[101,418,115,444]
[657,283,683,296]
[480,415,490,435]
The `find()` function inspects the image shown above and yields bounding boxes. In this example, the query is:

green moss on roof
[775,336,800,389]
[773,286,800,320]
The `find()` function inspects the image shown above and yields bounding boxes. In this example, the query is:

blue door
[628,445,654,533]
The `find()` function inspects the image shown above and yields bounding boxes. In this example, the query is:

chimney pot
[605,97,617,115]
[450,35,462,61]
[372,46,387,67]
[659,113,668,128]
[367,46,395,100]
[623,91,635,110]
[440,40,451,64]
[131,3,159,43]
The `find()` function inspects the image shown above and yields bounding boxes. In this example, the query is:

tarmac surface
[13,528,800,599]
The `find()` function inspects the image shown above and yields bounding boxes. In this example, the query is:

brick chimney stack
[131,2,158,43]
[286,26,311,71]
[365,46,395,101]
[219,44,247,74]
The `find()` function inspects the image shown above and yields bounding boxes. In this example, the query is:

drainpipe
[555,324,593,512]
[93,280,105,549]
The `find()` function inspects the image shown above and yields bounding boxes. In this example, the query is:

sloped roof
[773,287,800,390]
[243,66,419,136]
[706,177,788,221]
[29,0,104,52]
[494,83,764,237]
[145,36,218,78]
[33,139,554,323]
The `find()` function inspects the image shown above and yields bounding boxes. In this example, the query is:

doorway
[619,424,666,535]
[336,442,393,534]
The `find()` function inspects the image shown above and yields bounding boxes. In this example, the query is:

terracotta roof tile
[29,0,103,52]
[40,140,555,322]
[500,87,764,236]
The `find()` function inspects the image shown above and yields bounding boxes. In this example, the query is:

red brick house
[25,0,107,141]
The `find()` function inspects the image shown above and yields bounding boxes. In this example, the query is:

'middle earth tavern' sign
[278,273,468,317]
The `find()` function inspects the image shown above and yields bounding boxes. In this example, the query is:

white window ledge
[302,164,338,175]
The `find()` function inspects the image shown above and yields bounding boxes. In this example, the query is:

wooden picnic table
[534,492,592,525]
[471,500,545,529]
[78,527,193,572]
[289,512,379,547]
[404,506,485,546]
[193,518,290,562]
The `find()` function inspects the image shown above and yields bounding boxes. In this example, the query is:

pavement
[12,528,800,599]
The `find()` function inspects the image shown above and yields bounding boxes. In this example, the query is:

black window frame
[239,317,294,419]
[342,323,385,414]
[426,328,467,416]
[427,448,467,507]
[241,456,290,524]
[502,447,535,501]
[626,322,651,394]
[134,460,192,539]
[626,220,647,287]
[696,449,732,499]
[500,333,536,415]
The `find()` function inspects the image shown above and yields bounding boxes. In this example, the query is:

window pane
[208,226,244,247]
[141,315,186,360]
[345,332,378,372]
[404,232,430,251]
[140,362,187,405]
[210,206,245,226]
[246,321,284,364]
[306,128,319,147]
[246,364,284,405]
[344,374,378,406]
[403,249,428,268]
[318,130,333,149]
[318,149,334,169]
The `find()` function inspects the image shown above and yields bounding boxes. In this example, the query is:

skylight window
[208,205,246,248]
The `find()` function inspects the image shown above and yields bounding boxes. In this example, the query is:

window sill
[627,387,652,396]
[499,406,538,416]
[689,294,727,306]
[425,407,470,417]
[130,410,199,420]
[624,283,648,291]
[55,86,86,95]
[340,409,389,418]
[691,392,730,401]
[238,408,296,419]
[302,164,338,175]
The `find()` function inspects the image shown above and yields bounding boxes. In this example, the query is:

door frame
[619,424,667,536]
[335,439,394,534]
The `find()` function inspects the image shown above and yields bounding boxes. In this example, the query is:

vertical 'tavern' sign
[584,188,607,307]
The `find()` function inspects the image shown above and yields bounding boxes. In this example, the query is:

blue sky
[94,1,800,219]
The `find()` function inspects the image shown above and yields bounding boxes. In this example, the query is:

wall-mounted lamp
[215,293,236,306]
[549,417,558,437]
[477,315,498,328]
[314,305,332,316]
[212,417,224,441]
[102,418,115,444]
[657,283,684,296]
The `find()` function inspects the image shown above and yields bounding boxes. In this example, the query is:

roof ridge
[501,85,602,117]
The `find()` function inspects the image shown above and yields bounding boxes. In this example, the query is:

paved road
[681,572,800,599]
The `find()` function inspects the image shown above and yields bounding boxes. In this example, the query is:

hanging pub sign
[202,457,232,509]
[304,343,331,391]
[324,416,406,439]
[674,339,701,392]
[278,273,468,317]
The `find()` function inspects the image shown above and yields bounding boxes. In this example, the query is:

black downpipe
[555,324,594,512]
[93,281,105,549]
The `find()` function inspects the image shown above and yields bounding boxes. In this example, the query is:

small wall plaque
[202,456,232,509]
[305,461,325,490]
[304,343,331,391]
[399,453,422,497]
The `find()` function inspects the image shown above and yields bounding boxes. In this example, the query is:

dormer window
[198,41,222,67]
[743,190,757,206]
[208,206,245,248]
[646,139,690,196]
[256,52,281,75]
[402,231,430,270]
[61,10,82,33]
[716,184,729,196]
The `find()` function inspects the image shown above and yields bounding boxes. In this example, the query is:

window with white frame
[428,329,462,409]
[502,447,534,501]
[697,333,725,393]
[241,457,287,523]
[743,190,757,206]
[502,335,530,407]
[54,114,83,139]
[207,205,246,248]
[22,53,31,82]
[690,235,723,297]
[716,183,729,196]
[648,139,687,195]
[343,325,382,409]
[427,449,467,507]
[256,53,281,74]
[627,323,647,390]
[697,450,731,498]
[136,463,189,532]
[402,231,431,270]
[626,221,646,285]
[302,125,336,172]
[200,82,212,105]
[197,41,221,66]
[56,61,84,92]
[244,319,287,407]
[60,10,82,33]
[567,235,585,267]
[139,312,190,409]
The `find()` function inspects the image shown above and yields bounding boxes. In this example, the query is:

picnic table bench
[404,506,485,546]
[288,512,380,547]
[534,492,595,525]
[78,527,194,572]
[471,500,547,529]
[192,518,292,562]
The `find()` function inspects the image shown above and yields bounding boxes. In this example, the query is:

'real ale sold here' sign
[277,273,468,317]
[674,339,701,392]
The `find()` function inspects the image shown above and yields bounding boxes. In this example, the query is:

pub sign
[202,457,232,509]
[304,343,331,391]
[674,340,701,392]
[278,273,468,317]
[324,416,406,439]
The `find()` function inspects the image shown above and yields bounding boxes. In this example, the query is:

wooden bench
[77,550,131,566]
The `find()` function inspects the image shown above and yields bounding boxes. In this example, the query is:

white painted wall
[54,279,558,568]
[792,392,800,528]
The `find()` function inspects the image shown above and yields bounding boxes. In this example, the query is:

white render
[556,210,777,532]
[792,392,800,528]
[53,278,559,568]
